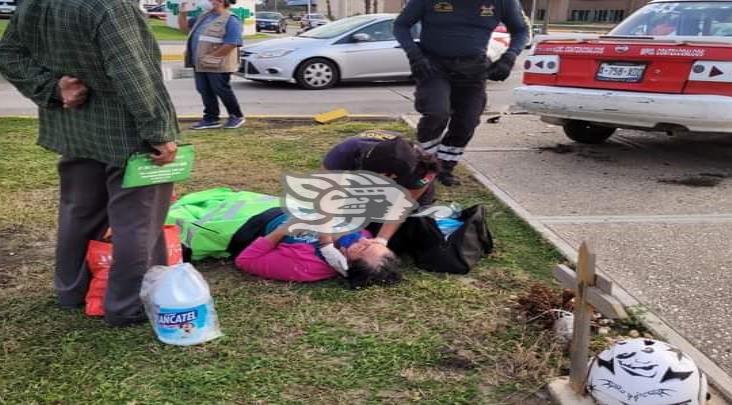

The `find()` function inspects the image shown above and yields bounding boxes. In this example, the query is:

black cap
[360,137,418,188]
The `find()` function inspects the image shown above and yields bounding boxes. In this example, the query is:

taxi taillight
[524,55,560,74]
[688,61,732,83]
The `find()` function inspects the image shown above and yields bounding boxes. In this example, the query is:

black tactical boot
[437,160,461,187]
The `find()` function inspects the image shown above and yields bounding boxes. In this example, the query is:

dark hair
[346,255,402,289]
[415,149,440,177]
[404,148,441,189]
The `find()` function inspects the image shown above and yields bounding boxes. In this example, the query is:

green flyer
[122,145,195,188]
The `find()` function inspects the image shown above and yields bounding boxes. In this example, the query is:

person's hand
[57,76,89,109]
[150,142,178,166]
[321,243,348,277]
[407,48,436,80]
[486,52,518,82]
[372,237,389,246]
[180,0,197,12]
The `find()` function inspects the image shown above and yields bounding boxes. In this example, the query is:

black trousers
[414,55,488,168]
[194,72,244,121]
[55,158,173,325]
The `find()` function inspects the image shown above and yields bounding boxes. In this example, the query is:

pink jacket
[235,237,338,282]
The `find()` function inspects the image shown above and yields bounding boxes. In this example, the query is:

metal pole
[542,0,549,34]
[530,0,537,29]
[307,0,311,15]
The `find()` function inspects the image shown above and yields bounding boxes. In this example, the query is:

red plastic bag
[85,225,182,317]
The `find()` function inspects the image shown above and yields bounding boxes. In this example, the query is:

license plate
[596,63,646,83]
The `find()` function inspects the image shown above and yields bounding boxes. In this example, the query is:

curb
[1,114,401,122]
[400,114,732,403]
[162,55,184,62]
[177,114,400,123]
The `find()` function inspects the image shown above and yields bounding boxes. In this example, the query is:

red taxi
[514,0,732,143]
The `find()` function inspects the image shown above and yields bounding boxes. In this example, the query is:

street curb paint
[314,108,349,124]
[162,54,184,62]
[400,114,732,403]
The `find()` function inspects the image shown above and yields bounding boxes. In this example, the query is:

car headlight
[257,49,295,59]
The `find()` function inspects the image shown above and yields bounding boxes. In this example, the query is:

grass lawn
[0,117,566,403]
[1,19,267,42]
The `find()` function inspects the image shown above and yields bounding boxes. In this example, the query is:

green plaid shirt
[0,0,179,166]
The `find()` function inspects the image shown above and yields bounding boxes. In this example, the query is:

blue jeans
[194,72,243,121]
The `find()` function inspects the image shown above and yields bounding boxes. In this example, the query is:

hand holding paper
[151,142,178,166]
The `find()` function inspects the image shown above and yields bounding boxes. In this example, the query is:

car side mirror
[353,33,373,42]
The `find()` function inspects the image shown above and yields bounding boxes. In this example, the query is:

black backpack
[389,204,493,274]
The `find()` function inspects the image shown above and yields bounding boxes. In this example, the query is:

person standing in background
[0,0,179,326]
[394,0,529,186]
[178,0,246,130]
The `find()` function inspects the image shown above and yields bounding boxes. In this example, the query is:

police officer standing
[394,0,529,186]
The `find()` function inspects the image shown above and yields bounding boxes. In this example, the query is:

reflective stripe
[419,137,443,150]
[422,143,439,154]
[438,145,465,154]
[437,152,462,162]
[222,201,245,220]
[199,35,224,44]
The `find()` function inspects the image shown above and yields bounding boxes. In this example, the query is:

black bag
[390,204,493,274]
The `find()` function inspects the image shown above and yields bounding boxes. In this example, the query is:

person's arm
[95,2,177,147]
[0,16,61,108]
[393,0,424,54]
[177,0,196,34]
[375,222,402,243]
[501,0,530,55]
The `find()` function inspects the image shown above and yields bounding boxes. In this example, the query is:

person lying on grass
[234,217,402,289]
[166,188,402,289]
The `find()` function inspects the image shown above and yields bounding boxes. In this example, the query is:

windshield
[300,15,378,39]
[257,12,281,19]
[611,1,732,36]
[308,14,326,19]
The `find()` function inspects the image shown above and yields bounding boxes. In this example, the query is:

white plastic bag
[140,263,223,346]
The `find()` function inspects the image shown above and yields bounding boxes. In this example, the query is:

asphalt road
[0,66,522,118]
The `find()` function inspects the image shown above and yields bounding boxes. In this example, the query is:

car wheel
[562,120,616,144]
[296,58,339,90]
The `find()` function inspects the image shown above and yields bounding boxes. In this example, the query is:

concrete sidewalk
[407,114,732,401]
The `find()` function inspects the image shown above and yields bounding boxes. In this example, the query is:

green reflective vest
[166,188,280,261]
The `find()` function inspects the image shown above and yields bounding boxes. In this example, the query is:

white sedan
[237,14,513,90]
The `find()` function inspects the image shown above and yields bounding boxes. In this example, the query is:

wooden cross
[553,242,628,395]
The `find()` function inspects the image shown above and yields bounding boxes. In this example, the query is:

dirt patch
[658,173,728,188]
[517,284,574,329]
[437,347,479,370]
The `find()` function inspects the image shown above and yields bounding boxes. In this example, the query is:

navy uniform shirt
[394,0,530,58]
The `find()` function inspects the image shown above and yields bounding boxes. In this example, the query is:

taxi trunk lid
[524,34,732,95]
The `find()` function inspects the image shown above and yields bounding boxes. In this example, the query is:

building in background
[519,0,649,23]
[165,0,257,35]
[326,0,403,19]
[279,0,647,23]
